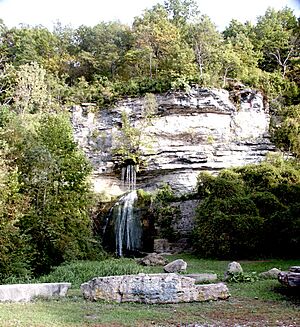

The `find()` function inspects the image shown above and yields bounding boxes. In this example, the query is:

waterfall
[102,164,142,256]
[114,190,142,257]
[121,164,136,190]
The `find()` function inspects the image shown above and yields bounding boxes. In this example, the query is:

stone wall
[171,199,199,235]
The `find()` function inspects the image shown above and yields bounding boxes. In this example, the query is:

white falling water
[121,164,136,190]
[114,190,142,257]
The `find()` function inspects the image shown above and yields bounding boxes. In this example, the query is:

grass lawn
[0,255,299,327]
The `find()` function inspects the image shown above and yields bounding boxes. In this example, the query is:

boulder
[278,266,300,287]
[224,261,243,280]
[290,266,300,273]
[164,259,187,273]
[81,273,230,303]
[185,273,218,283]
[137,253,168,266]
[259,268,281,279]
[0,283,71,302]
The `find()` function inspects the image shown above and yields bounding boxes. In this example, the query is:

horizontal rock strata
[81,273,229,303]
[0,283,71,302]
[72,87,275,196]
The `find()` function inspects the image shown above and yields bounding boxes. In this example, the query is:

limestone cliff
[71,87,276,196]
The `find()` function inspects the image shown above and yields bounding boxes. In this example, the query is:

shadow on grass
[272,284,300,305]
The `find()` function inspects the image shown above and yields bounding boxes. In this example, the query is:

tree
[193,159,300,258]
[0,25,58,69]
[0,139,30,280]
[73,22,133,81]
[132,5,196,80]
[0,111,98,274]
[272,104,300,157]
[12,62,49,114]
[188,15,222,79]
[254,7,299,77]
[164,0,199,27]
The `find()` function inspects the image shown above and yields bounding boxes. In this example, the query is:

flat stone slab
[81,273,229,304]
[185,273,218,283]
[259,268,281,279]
[0,283,71,302]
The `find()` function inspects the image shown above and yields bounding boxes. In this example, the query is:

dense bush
[0,110,103,279]
[193,157,300,259]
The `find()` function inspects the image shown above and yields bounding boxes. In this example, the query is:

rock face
[0,283,71,302]
[81,273,230,303]
[153,238,192,254]
[171,200,199,236]
[71,87,275,196]
[164,259,188,273]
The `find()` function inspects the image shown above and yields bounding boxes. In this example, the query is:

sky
[0,0,299,31]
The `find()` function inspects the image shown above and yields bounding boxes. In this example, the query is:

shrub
[226,272,259,283]
[193,196,263,259]
[193,158,300,259]
[197,170,245,199]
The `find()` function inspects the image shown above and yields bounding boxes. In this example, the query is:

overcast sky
[0,0,299,31]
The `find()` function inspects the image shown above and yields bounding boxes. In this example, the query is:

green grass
[37,258,154,289]
[0,255,299,327]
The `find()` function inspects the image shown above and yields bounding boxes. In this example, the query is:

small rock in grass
[137,253,168,266]
[259,268,281,279]
[185,273,218,283]
[224,261,243,280]
[164,259,187,273]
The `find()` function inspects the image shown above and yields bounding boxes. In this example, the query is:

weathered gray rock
[154,238,192,254]
[0,283,71,302]
[278,266,300,287]
[224,261,243,280]
[81,273,230,303]
[164,259,187,273]
[153,238,173,253]
[259,268,281,279]
[137,253,168,266]
[185,273,218,283]
[290,266,300,273]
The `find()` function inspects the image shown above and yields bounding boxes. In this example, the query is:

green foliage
[193,196,263,259]
[0,110,101,277]
[0,4,299,104]
[272,104,300,157]
[197,170,245,198]
[112,111,144,166]
[150,184,180,241]
[0,1,299,279]
[37,258,147,289]
[154,205,180,241]
[113,94,158,168]
[226,271,259,283]
[153,183,178,202]
[193,157,300,259]
[0,159,32,280]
